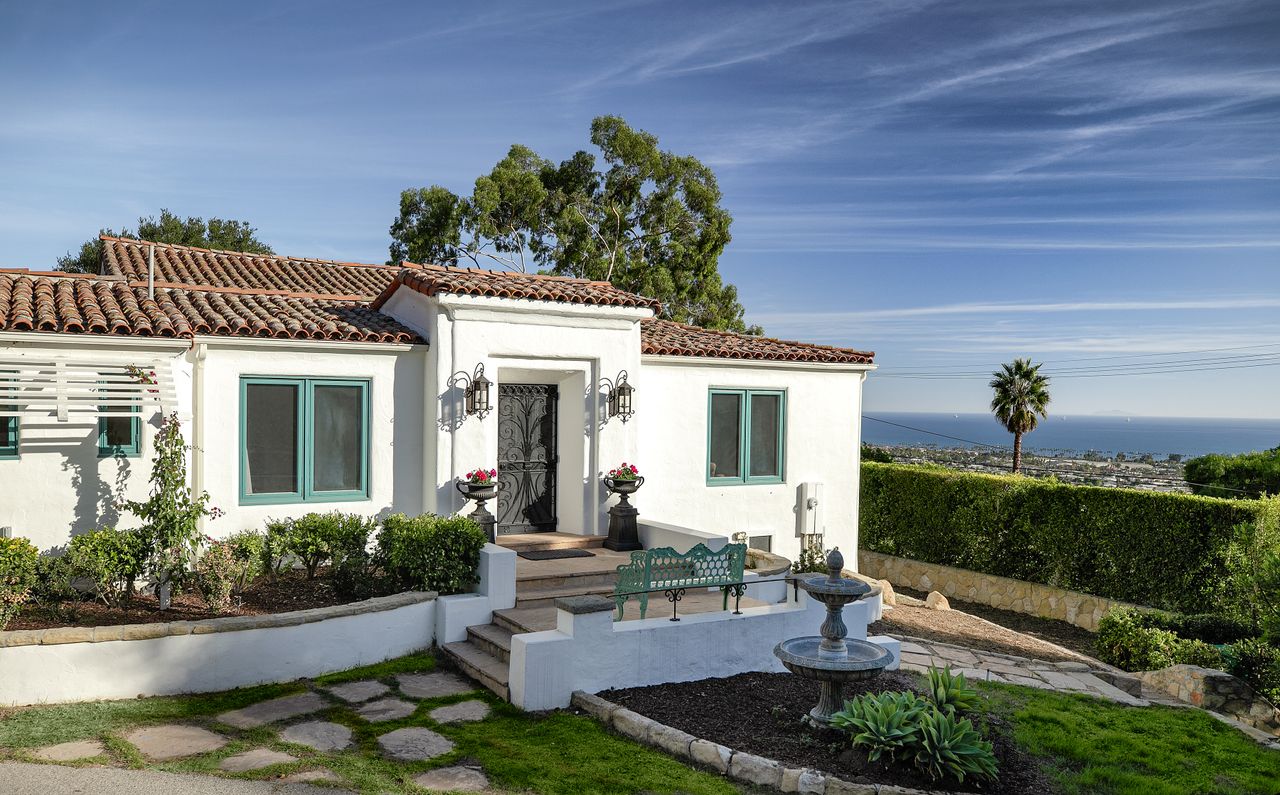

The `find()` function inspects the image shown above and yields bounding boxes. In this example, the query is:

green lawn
[0,651,738,795]
[976,680,1280,795]
[2,652,1277,795]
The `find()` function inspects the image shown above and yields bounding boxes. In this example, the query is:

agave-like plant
[828,691,928,762]
[913,708,999,783]
[926,666,979,715]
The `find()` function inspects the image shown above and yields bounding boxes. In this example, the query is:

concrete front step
[498,533,606,553]
[441,640,510,701]
[515,583,616,610]
[466,623,513,663]
[517,568,620,591]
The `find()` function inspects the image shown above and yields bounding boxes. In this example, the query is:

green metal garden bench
[613,542,748,620]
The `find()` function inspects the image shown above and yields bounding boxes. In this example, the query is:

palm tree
[989,358,1051,473]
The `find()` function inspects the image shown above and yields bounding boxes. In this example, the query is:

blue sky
[2,0,1278,418]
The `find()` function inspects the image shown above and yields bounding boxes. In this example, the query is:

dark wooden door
[496,383,558,534]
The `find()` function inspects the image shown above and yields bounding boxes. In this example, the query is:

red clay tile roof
[101,236,400,299]
[0,271,420,344]
[640,318,874,364]
[370,264,663,312]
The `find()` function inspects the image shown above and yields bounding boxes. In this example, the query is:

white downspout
[148,244,155,300]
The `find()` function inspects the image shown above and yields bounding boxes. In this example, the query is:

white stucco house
[0,236,876,562]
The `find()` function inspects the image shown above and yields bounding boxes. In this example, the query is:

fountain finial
[825,547,844,582]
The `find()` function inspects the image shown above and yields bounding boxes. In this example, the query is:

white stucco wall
[197,340,427,536]
[509,593,898,711]
[382,293,652,536]
[637,357,870,564]
[0,337,194,551]
[0,595,436,705]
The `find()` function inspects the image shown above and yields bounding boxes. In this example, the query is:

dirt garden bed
[8,568,357,631]
[871,586,1098,662]
[600,671,1053,794]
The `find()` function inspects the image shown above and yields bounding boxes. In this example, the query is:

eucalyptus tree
[389,116,758,333]
[989,358,1051,473]
[58,209,273,274]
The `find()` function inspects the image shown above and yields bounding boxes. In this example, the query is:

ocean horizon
[862,412,1280,459]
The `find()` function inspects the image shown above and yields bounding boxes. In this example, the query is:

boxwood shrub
[1095,608,1224,671]
[0,536,39,630]
[860,462,1278,614]
[378,513,486,595]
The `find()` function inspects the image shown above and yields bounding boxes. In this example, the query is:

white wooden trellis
[0,354,177,422]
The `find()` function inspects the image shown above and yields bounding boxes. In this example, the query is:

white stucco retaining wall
[0,592,437,706]
[435,543,517,644]
[638,356,870,566]
[508,591,897,711]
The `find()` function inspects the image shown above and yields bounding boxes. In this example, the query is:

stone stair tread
[467,623,513,658]
[442,641,509,700]
[515,583,616,606]
[498,533,605,553]
[494,606,558,634]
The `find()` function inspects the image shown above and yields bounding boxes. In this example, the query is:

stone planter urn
[603,475,644,551]
[456,480,499,543]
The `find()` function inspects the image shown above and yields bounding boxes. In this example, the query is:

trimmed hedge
[860,462,1279,614]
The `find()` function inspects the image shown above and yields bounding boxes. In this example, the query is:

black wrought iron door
[496,383,558,534]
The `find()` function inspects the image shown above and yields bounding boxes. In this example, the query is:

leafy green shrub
[862,443,894,463]
[860,462,1278,614]
[1141,611,1258,645]
[193,540,250,613]
[283,513,335,579]
[378,513,486,595]
[792,544,826,574]
[67,527,147,608]
[32,554,78,604]
[1184,447,1280,499]
[830,691,927,762]
[224,530,265,590]
[1096,608,1225,671]
[913,708,998,784]
[262,519,292,577]
[0,536,39,630]
[1223,638,1280,704]
[926,666,978,715]
[325,514,378,599]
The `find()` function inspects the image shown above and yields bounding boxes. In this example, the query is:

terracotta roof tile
[0,272,421,345]
[640,318,874,364]
[101,236,402,299]
[370,264,662,312]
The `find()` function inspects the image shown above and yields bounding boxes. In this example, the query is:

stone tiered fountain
[774,547,892,726]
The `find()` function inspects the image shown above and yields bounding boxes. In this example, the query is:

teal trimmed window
[0,410,16,459]
[239,377,370,505]
[98,378,141,458]
[0,374,16,459]
[707,388,786,485]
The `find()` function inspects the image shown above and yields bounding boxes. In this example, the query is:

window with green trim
[98,378,141,458]
[240,377,370,504]
[707,388,785,484]
[0,408,16,459]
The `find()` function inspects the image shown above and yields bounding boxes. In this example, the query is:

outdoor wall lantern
[601,370,636,423]
[452,363,492,419]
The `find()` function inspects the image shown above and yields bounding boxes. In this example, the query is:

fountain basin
[774,636,892,680]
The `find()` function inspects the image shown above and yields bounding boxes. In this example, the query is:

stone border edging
[859,550,1138,631]
[0,590,438,648]
[571,691,958,795]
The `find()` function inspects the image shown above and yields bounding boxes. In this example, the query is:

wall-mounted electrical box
[795,482,823,537]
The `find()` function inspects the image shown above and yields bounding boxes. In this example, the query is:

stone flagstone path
[377,727,455,761]
[217,693,328,729]
[279,721,354,752]
[894,634,1159,707]
[218,748,298,772]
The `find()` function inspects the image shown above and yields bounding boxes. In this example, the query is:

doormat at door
[517,549,596,561]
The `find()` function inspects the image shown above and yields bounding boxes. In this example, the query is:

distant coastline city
[862,412,1280,493]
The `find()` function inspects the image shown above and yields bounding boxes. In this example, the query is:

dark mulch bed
[8,568,358,630]
[893,585,1098,659]
[600,671,1053,794]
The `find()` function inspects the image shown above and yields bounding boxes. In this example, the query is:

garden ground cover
[0,651,738,795]
[603,670,1280,795]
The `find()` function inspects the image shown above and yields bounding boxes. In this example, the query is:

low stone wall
[859,550,1137,631]
[1139,665,1280,738]
[573,691,955,795]
[0,592,438,706]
